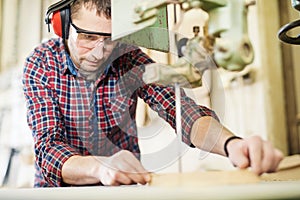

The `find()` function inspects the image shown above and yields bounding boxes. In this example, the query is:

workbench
[0,181,300,200]
[1,155,299,200]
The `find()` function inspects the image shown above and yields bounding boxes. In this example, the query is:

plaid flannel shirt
[23,38,218,187]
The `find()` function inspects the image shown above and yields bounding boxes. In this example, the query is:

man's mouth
[85,60,100,66]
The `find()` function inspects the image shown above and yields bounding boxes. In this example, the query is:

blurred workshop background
[0,0,299,188]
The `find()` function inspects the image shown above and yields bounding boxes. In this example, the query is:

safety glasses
[70,21,115,49]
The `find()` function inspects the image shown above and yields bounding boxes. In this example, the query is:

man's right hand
[62,150,150,186]
[97,150,151,186]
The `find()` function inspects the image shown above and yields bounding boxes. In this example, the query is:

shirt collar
[65,53,78,76]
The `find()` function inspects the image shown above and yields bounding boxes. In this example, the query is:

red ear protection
[45,0,75,39]
[51,11,63,38]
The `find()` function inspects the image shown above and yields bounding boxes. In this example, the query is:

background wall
[0,0,56,188]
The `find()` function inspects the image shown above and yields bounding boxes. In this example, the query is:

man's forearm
[190,116,235,156]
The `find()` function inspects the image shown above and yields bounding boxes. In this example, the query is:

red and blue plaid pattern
[23,38,218,187]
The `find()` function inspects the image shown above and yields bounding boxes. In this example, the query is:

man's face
[68,6,115,80]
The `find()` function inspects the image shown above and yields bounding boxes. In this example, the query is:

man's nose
[90,42,105,59]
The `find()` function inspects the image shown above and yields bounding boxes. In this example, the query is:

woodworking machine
[112,0,255,88]
[111,0,256,173]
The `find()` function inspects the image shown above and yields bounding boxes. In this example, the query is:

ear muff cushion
[51,11,63,37]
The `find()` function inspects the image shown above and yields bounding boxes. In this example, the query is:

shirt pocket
[108,96,136,129]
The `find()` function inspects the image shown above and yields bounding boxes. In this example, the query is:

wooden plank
[149,170,260,187]
[261,154,300,181]
[150,155,300,186]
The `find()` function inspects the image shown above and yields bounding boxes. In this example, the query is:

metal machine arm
[112,0,255,88]
[133,0,255,72]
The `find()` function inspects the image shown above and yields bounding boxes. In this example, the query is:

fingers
[118,165,150,185]
[99,150,151,186]
[272,149,284,171]
[114,150,150,184]
[101,169,132,186]
[247,136,263,175]
[127,159,151,184]
[228,135,284,175]
[245,136,284,175]
[262,147,283,173]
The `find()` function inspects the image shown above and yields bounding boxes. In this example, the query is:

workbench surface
[0,181,300,200]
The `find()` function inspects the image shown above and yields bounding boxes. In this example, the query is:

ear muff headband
[45,0,75,39]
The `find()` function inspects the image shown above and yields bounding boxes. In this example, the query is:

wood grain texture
[150,155,300,186]
[149,170,260,187]
[261,154,300,181]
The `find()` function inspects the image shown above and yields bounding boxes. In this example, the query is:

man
[23,0,283,187]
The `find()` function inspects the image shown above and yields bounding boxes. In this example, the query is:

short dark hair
[71,0,111,19]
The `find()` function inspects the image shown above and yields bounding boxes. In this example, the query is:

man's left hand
[226,135,284,175]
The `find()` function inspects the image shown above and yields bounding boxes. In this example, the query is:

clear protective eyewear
[70,21,115,49]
